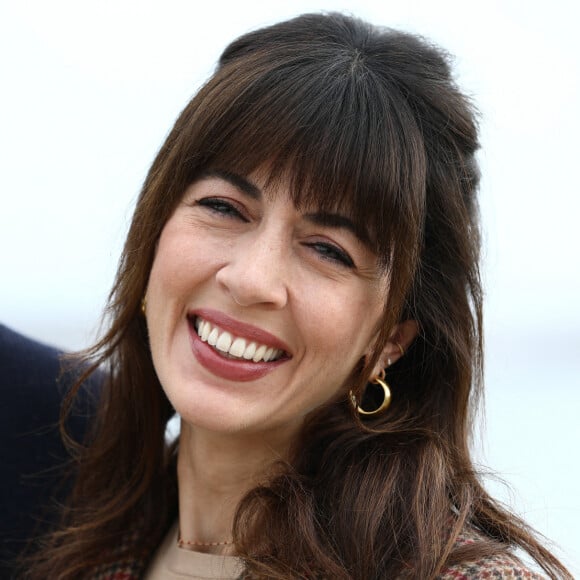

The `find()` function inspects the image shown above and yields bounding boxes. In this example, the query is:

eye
[195,197,249,222]
[305,242,355,268]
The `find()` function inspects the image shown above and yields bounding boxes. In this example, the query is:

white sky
[0,0,578,574]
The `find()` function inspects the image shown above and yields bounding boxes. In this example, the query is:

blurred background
[1,0,578,574]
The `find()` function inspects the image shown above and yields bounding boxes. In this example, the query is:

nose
[215,229,289,309]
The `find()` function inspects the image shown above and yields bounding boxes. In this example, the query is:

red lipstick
[188,309,291,382]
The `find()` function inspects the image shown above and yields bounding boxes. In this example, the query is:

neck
[177,421,294,554]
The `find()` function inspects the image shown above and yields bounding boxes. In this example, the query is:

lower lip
[188,323,288,382]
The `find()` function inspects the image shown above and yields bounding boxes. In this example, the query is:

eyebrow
[303,212,370,246]
[200,169,370,246]
[201,169,261,199]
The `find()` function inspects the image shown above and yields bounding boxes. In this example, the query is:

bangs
[177,44,427,268]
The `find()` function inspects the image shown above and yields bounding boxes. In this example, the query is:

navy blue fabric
[0,324,97,577]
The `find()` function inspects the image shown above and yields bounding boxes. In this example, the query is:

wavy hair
[28,12,570,579]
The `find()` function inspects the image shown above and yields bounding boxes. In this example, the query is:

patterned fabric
[92,536,546,580]
[434,526,545,579]
[88,527,150,580]
[91,561,146,580]
[94,556,544,580]
[438,553,545,579]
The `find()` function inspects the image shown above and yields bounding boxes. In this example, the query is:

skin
[144,170,416,552]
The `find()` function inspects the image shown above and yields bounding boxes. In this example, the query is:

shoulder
[438,554,545,579]
[0,323,99,435]
[86,527,152,579]
[0,324,100,577]
[89,561,145,580]
[437,527,546,579]
[0,325,66,573]
[0,322,62,385]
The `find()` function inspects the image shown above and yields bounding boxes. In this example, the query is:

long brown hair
[28,13,570,579]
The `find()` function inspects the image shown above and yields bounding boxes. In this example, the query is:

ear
[370,320,418,377]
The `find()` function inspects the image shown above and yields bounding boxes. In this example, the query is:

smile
[187,310,291,382]
[194,317,284,363]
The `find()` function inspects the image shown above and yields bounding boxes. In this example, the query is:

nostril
[215,261,288,309]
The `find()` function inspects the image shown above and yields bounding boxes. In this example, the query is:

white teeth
[215,331,232,352]
[207,327,219,346]
[242,342,257,360]
[195,317,284,363]
[252,345,267,363]
[229,337,246,357]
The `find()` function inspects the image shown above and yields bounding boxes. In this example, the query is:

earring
[350,369,391,416]
[141,296,147,316]
[395,342,405,356]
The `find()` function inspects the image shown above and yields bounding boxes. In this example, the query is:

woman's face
[145,170,389,441]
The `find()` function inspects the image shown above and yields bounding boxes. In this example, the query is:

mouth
[187,311,291,366]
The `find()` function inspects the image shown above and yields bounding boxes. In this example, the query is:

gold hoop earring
[350,369,391,416]
[395,342,405,356]
[141,296,147,316]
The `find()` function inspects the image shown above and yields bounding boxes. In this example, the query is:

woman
[27,12,570,579]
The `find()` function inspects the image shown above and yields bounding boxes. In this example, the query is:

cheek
[145,237,197,344]
[331,287,381,336]
[148,234,208,298]
[298,284,383,367]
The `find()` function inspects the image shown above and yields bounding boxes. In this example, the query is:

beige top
[144,522,243,580]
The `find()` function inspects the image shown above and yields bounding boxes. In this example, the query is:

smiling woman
[25,12,571,580]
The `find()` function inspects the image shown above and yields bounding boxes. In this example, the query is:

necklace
[177,533,234,548]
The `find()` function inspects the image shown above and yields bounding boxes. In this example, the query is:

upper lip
[189,308,292,356]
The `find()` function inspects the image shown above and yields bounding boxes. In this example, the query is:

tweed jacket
[90,525,545,580]
[93,556,544,579]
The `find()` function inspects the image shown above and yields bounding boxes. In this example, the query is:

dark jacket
[0,324,96,577]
